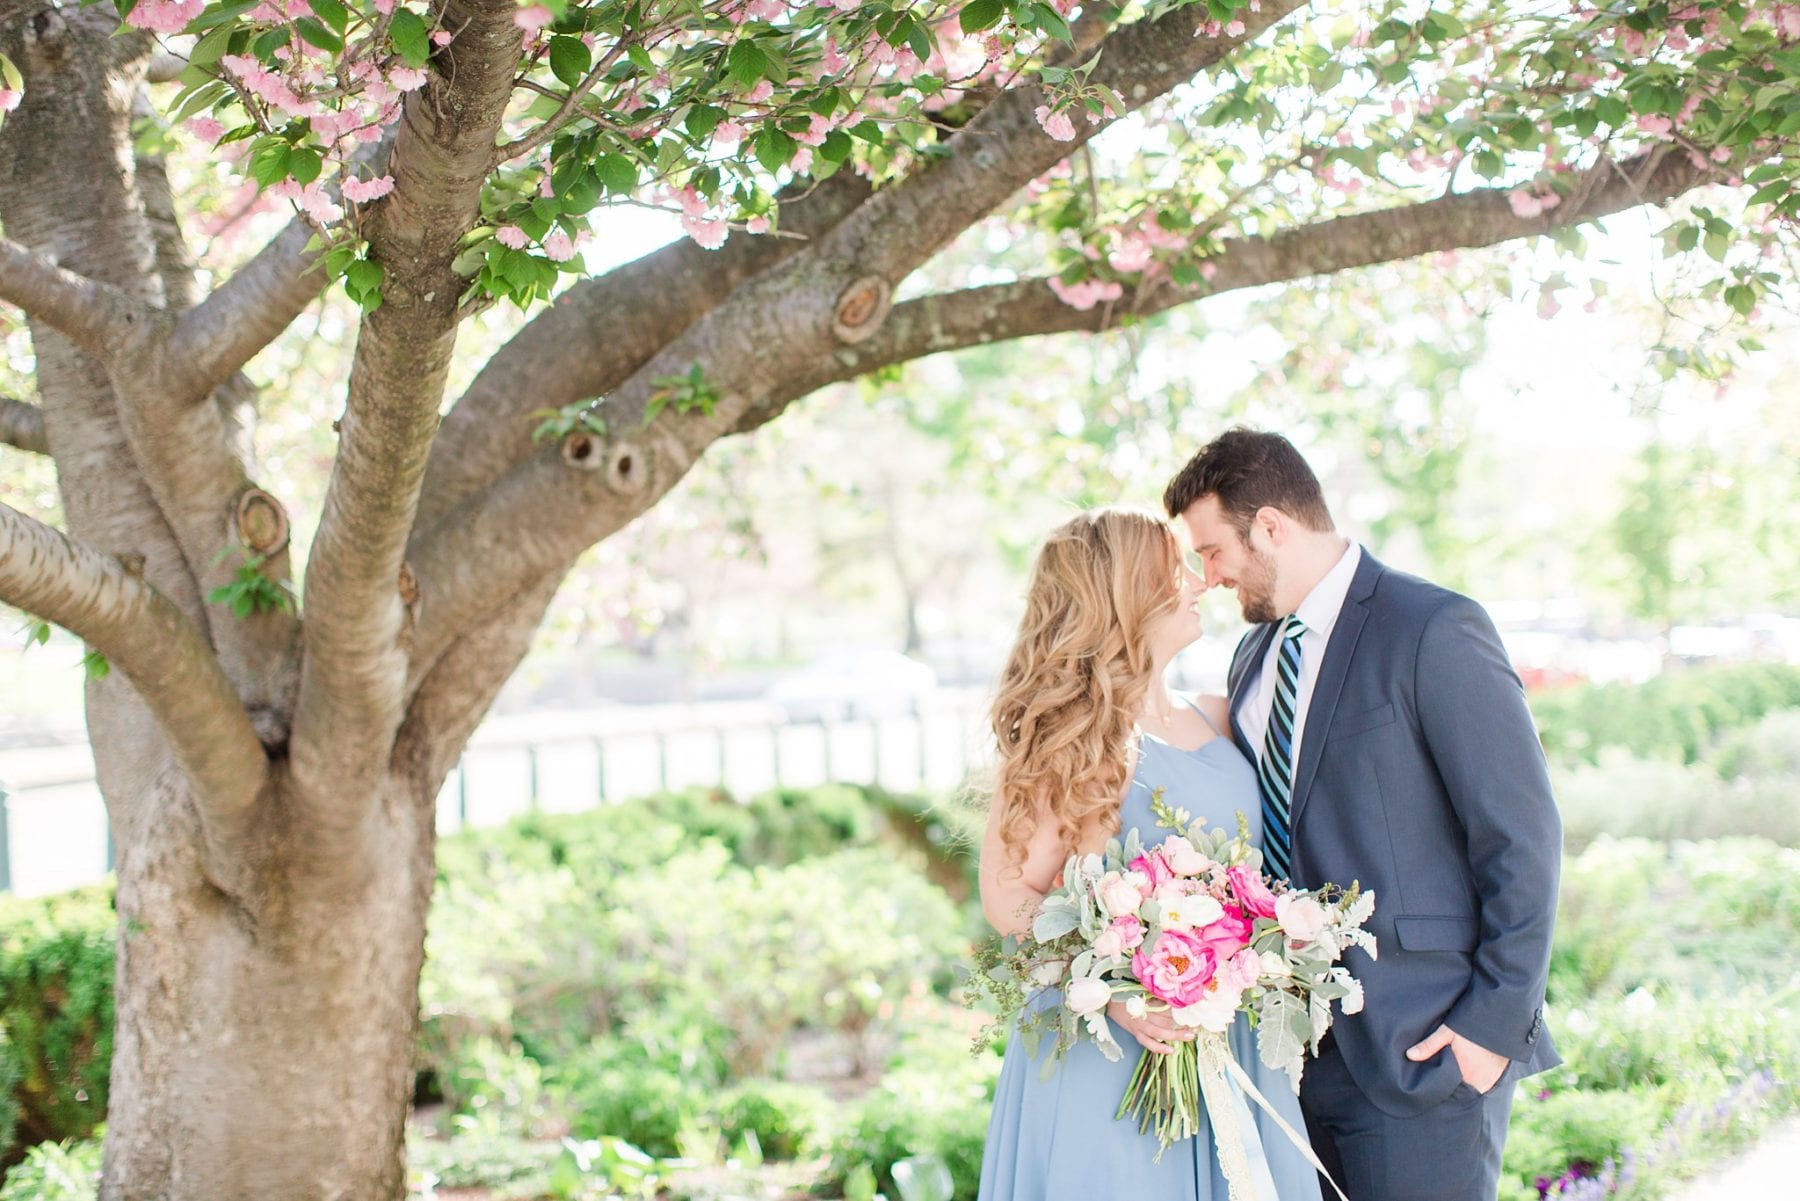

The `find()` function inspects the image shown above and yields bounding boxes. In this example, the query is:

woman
[977,508,1322,1201]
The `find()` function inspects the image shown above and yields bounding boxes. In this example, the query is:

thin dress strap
[1182,693,1223,737]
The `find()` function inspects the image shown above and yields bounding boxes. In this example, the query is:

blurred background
[5,200,1799,1200]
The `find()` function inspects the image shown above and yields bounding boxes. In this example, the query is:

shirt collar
[1293,540,1361,642]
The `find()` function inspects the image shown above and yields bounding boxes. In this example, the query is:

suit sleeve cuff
[1446,991,1545,1063]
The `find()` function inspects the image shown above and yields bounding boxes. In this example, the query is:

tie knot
[1283,614,1307,640]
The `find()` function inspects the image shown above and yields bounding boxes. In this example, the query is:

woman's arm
[977,792,1068,937]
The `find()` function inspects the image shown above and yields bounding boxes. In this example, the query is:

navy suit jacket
[1228,551,1562,1117]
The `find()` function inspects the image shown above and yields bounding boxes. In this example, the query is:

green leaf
[753,127,797,173]
[686,104,726,141]
[390,9,431,69]
[959,0,1004,34]
[819,130,853,164]
[1703,230,1729,262]
[595,153,637,194]
[346,259,384,296]
[561,168,602,213]
[550,35,592,89]
[293,17,343,53]
[249,140,292,188]
[310,0,349,34]
[82,650,110,681]
[253,26,291,62]
[287,148,322,186]
[187,25,234,69]
[1748,181,1788,207]
[729,40,769,91]
[1596,96,1628,128]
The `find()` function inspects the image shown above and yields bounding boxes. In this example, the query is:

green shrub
[714,1078,833,1160]
[0,1130,103,1201]
[1502,1087,1667,1197]
[0,1028,18,1161]
[1530,663,1800,767]
[554,1048,713,1159]
[0,886,114,1162]
[824,1030,1001,1201]
[1710,707,1800,781]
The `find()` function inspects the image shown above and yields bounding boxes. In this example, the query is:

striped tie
[1257,614,1307,882]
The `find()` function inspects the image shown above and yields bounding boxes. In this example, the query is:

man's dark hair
[1162,428,1335,534]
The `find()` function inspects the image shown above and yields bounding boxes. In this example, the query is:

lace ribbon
[1195,1032,1351,1201]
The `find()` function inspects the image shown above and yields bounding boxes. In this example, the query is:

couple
[976,430,1562,1201]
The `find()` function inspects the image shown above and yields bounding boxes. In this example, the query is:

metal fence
[0,695,990,898]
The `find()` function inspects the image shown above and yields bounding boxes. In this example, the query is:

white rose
[1276,894,1328,943]
[1093,927,1125,961]
[1170,988,1240,1033]
[1155,886,1222,931]
[1065,976,1112,1016]
[1125,995,1148,1018]
[1160,835,1213,877]
[1259,951,1292,980]
[1029,959,1067,988]
[1098,873,1144,918]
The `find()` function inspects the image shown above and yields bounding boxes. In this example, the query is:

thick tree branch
[164,137,395,400]
[415,171,873,530]
[0,395,47,453]
[404,4,1307,677]
[291,0,529,813]
[767,147,1724,395]
[0,236,161,360]
[0,500,266,846]
[405,2,1310,659]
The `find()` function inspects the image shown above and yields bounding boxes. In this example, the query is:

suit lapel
[1288,552,1383,830]
[1227,623,1277,759]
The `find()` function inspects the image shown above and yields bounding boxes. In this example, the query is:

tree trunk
[102,769,437,1201]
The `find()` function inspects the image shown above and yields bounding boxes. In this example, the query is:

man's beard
[1237,547,1280,624]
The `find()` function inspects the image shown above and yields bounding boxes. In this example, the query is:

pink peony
[1227,866,1279,919]
[1099,872,1145,918]
[496,225,529,249]
[1133,929,1217,1007]
[1195,907,1254,961]
[1221,946,1262,993]
[1276,894,1328,942]
[1129,850,1174,890]
[1159,835,1213,877]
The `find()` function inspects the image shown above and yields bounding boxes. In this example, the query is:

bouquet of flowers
[971,793,1375,1190]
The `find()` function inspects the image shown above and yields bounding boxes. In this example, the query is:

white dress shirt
[1236,541,1362,773]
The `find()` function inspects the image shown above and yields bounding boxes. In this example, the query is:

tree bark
[102,769,438,1201]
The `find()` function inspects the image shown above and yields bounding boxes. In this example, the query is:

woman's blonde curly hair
[989,507,1184,873]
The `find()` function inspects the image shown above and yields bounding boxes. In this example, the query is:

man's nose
[1203,561,1224,588]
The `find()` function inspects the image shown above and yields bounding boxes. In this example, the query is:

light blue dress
[978,700,1325,1201]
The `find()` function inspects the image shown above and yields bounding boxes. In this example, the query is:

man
[1163,429,1561,1200]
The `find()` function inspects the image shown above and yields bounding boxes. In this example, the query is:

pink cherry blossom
[543,230,576,262]
[342,175,396,204]
[390,67,429,92]
[797,114,833,146]
[1033,104,1077,141]
[823,38,849,75]
[125,0,206,34]
[676,187,707,218]
[713,121,746,147]
[790,147,814,174]
[1635,113,1674,139]
[745,80,774,103]
[745,215,771,234]
[682,214,729,249]
[432,30,455,46]
[1508,189,1545,219]
[0,90,21,114]
[186,116,226,144]
[514,4,554,31]
[496,225,529,250]
[1109,238,1152,273]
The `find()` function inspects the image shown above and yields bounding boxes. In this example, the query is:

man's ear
[1253,505,1287,547]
